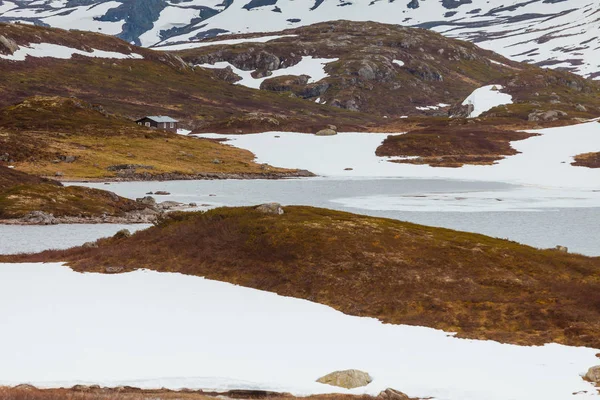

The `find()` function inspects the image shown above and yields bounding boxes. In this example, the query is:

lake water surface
[75,178,600,257]
[2,178,598,256]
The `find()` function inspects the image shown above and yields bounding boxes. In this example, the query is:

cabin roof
[137,116,178,123]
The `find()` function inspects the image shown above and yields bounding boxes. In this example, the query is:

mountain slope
[1,0,598,80]
[0,96,311,180]
[0,22,381,132]
[173,21,600,120]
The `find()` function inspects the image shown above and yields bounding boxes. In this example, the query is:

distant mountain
[0,0,598,79]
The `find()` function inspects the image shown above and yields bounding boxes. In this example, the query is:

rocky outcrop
[0,35,19,55]
[585,365,600,383]
[315,125,338,136]
[316,369,372,389]
[22,211,58,225]
[377,388,410,400]
[113,229,132,239]
[528,110,568,122]
[256,202,284,215]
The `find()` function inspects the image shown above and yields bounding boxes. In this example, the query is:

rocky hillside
[0,96,310,180]
[11,205,600,348]
[0,22,381,132]
[0,165,151,223]
[177,21,600,122]
[1,0,597,81]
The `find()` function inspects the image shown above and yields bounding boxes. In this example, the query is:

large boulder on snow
[585,365,600,383]
[316,369,372,389]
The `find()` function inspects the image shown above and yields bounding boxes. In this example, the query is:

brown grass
[0,166,145,219]
[0,386,409,400]
[572,152,600,168]
[0,96,299,180]
[7,206,600,348]
[375,124,534,167]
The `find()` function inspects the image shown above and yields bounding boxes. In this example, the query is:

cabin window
[137,122,142,125]
[145,122,150,127]
[170,122,174,128]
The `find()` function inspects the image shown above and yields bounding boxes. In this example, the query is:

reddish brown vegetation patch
[572,152,600,168]
[376,125,534,167]
[8,206,600,348]
[0,386,408,400]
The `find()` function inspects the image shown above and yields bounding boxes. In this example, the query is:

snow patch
[0,262,597,400]
[392,59,404,67]
[197,56,337,90]
[0,42,143,61]
[154,34,298,51]
[462,84,513,118]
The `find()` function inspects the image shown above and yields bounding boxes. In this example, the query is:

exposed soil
[375,124,534,167]
[7,206,600,348]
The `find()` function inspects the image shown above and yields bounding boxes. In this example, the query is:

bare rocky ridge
[178,21,600,123]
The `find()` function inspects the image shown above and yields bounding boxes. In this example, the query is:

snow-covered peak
[1,0,599,79]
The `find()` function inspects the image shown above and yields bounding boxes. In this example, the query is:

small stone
[555,245,569,253]
[344,167,354,171]
[377,388,410,400]
[136,196,157,207]
[189,202,197,207]
[154,191,171,195]
[55,171,63,177]
[256,202,284,215]
[316,128,337,136]
[212,158,222,164]
[113,229,131,239]
[104,266,124,273]
[82,241,98,249]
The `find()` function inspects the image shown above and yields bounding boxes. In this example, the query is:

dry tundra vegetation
[0,386,414,400]
[5,206,599,348]
[0,96,305,180]
[375,123,535,167]
[0,165,147,219]
[1,21,599,174]
[572,152,600,168]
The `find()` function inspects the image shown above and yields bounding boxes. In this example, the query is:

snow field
[0,262,598,400]
[461,85,513,118]
[194,121,600,190]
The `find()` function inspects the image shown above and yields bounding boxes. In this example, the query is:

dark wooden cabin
[136,116,178,132]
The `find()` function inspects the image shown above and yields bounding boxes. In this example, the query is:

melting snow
[0,42,143,61]
[194,121,600,190]
[462,84,513,118]
[0,262,597,400]
[197,56,337,89]
[153,34,298,51]
[392,59,404,67]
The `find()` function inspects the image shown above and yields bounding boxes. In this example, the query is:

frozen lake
[0,224,150,255]
[2,178,599,256]
[70,178,600,257]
